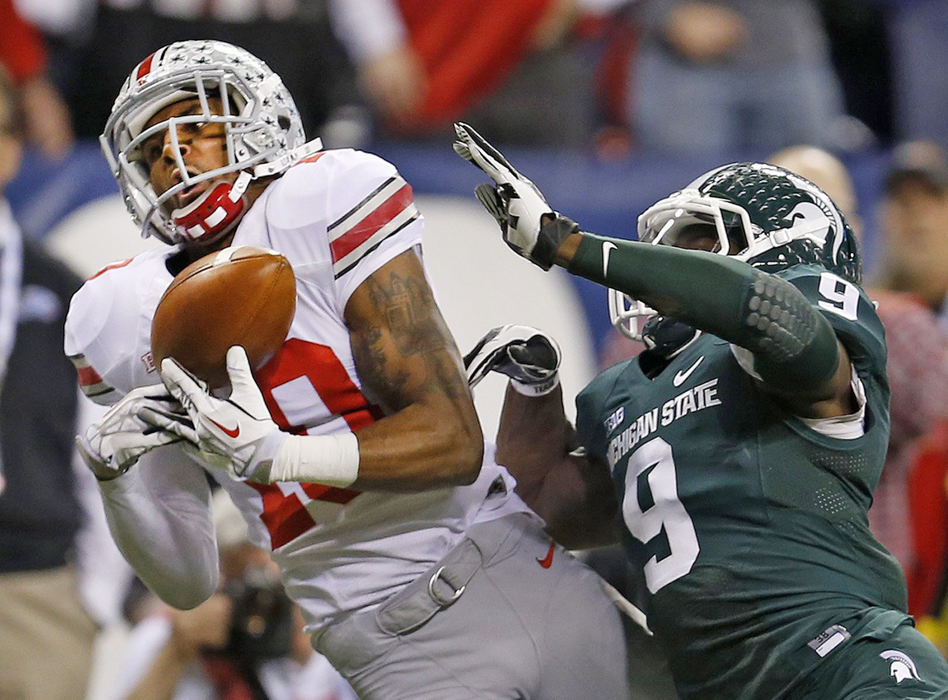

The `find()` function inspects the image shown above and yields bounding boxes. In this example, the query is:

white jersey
[65,149,530,631]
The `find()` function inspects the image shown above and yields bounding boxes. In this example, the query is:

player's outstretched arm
[556,234,856,417]
[72,383,220,609]
[454,123,854,418]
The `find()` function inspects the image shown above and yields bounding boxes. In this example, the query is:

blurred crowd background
[1,1,947,698]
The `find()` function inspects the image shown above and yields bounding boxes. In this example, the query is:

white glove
[464,325,562,396]
[147,346,287,482]
[453,122,579,270]
[76,383,189,481]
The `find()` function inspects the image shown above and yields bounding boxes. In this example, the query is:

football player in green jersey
[454,123,948,699]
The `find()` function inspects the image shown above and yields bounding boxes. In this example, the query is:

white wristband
[269,432,360,487]
[510,374,560,397]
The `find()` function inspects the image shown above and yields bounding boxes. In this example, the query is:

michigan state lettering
[607,378,722,469]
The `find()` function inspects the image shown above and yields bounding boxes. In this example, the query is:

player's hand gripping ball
[151,246,296,389]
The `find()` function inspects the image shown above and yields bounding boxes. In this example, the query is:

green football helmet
[610,161,861,340]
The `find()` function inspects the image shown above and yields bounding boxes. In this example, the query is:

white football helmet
[610,161,859,340]
[100,40,322,246]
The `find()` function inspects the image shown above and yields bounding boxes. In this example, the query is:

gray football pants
[315,512,631,699]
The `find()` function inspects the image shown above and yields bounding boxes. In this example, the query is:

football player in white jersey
[65,41,631,698]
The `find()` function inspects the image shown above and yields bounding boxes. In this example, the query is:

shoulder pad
[275,150,420,275]
[65,250,174,404]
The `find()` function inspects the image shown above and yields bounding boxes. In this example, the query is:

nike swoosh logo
[672,356,705,387]
[602,241,617,277]
[536,542,555,569]
[208,417,240,438]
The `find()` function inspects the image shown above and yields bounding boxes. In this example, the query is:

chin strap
[641,317,702,360]
[171,171,251,244]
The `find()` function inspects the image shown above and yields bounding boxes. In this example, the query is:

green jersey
[576,266,907,698]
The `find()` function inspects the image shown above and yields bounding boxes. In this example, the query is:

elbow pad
[731,271,840,393]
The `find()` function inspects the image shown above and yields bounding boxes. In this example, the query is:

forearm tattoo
[351,272,467,412]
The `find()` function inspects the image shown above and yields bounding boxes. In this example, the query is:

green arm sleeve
[568,233,840,394]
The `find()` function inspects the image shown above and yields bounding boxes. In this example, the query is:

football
[151,246,296,388]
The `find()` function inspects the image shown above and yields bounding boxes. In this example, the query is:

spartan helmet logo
[880,650,922,684]
[780,201,832,247]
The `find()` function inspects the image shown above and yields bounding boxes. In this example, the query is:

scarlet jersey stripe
[332,215,418,280]
[88,258,134,281]
[294,152,326,166]
[328,177,419,279]
[68,353,116,399]
[75,364,102,387]
[330,182,413,261]
[327,176,396,232]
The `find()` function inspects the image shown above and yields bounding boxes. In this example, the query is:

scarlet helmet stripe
[135,52,157,84]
